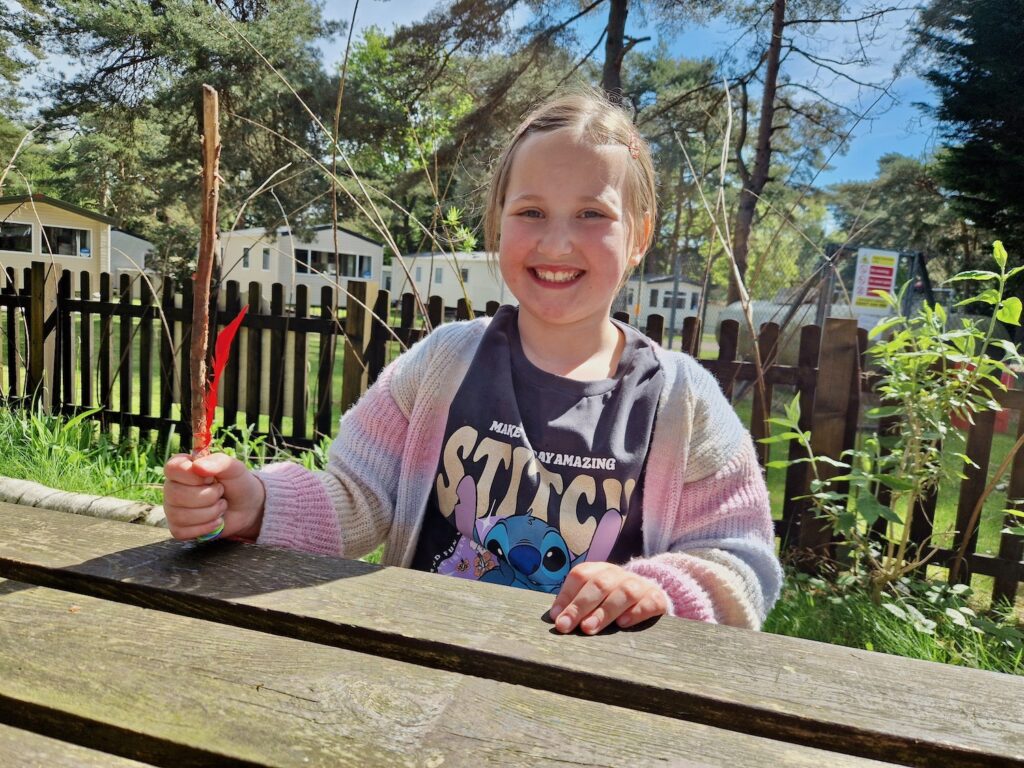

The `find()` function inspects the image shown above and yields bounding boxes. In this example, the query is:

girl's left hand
[549,562,669,634]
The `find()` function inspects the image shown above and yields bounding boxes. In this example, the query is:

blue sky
[321,0,941,186]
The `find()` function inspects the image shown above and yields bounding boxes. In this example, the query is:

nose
[508,544,540,575]
[536,217,573,258]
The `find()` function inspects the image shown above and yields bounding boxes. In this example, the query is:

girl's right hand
[162,453,266,542]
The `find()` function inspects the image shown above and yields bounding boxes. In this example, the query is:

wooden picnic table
[0,501,1021,767]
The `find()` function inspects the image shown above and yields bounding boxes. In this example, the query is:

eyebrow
[507,193,616,205]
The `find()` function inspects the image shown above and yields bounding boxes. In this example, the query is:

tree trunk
[728,0,786,305]
[602,0,628,100]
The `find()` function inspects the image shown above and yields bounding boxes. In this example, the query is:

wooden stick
[191,84,221,458]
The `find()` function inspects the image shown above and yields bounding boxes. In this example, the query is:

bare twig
[190,85,220,458]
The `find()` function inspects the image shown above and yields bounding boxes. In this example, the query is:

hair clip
[627,130,641,160]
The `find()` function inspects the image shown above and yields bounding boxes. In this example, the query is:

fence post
[993,411,1024,602]
[341,280,377,413]
[796,317,859,568]
[26,261,60,411]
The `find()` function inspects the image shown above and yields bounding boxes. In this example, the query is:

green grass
[765,569,1023,675]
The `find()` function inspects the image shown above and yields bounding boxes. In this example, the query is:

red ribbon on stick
[196,305,248,454]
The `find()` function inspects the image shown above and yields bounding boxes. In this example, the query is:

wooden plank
[0,504,1019,768]
[427,294,443,329]
[27,261,59,408]
[221,280,242,434]
[98,273,113,433]
[158,276,176,448]
[79,272,93,409]
[365,288,390,386]
[0,581,886,768]
[119,274,134,431]
[455,297,470,320]
[643,312,664,345]
[716,318,739,400]
[797,318,859,563]
[486,300,500,316]
[4,267,17,398]
[681,314,701,356]
[341,281,371,414]
[244,282,263,434]
[781,324,821,546]
[750,322,779,468]
[0,723,151,767]
[180,277,194,452]
[138,278,154,424]
[994,410,1024,603]
[268,283,285,442]
[58,270,72,410]
[950,409,997,583]
[291,284,308,442]
[314,286,335,439]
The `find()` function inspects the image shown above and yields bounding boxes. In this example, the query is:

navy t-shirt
[410,306,665,594]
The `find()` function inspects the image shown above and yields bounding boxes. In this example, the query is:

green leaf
[881,602,907,620]
[1003,526,1024,537]
[955,288,1001,307]
[1007,265,1024,280]
[944,607,969,627]
[759,432,803,444]
[946,270,999,282]
[764,460,792,469]
[875,475,915,491]
[856,494,890,526]
[866,405,903,419]
[993,240,1007,268]
[996,297,1022,325]
[868,316,903,339]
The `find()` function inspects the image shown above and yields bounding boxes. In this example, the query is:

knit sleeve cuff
[623,558,717,623]
[253,462,343,556]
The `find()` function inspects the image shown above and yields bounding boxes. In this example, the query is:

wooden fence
[2,262,1022,603]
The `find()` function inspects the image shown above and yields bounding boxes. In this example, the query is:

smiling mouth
[531,268,583,284]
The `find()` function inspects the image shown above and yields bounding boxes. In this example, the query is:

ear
[630,211,653,266]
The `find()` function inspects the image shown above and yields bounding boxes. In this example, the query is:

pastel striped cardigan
[254,319,783,629]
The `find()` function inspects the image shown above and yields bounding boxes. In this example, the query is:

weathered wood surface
[0,581,888,768]
[0,723,152,767]
[1,503,1021,767]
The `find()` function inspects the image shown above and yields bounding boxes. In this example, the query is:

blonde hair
[483,89,657,264]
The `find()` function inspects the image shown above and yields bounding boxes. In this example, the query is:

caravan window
[0,222,31,252]
[43,226,90,257]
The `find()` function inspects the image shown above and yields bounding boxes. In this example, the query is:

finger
[554,577,608,634]
[163,455,214,487]
[548,563,598,619]
[170,514,226,543]
[190,453,247,481]
[165,497,228,528]
[162,481,224,510]
[579,583,644,635]
[616,593,669,628]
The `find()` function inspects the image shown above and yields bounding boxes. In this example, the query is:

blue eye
[581,210,605,219]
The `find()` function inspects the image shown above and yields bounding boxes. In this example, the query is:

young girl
[163,91,782,635]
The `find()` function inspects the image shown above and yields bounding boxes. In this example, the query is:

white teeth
[534,269,581,283]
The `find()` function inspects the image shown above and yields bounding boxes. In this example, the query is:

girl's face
[498,128,646,334]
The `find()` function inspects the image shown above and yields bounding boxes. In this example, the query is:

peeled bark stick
[191,84,221,458]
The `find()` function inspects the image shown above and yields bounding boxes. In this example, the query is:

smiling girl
[163,90,782,634]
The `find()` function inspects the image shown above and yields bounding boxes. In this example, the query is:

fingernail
[618,615,633,628]
[556,615,572,633]
[582,617,598,633]
[549,604,562,619]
